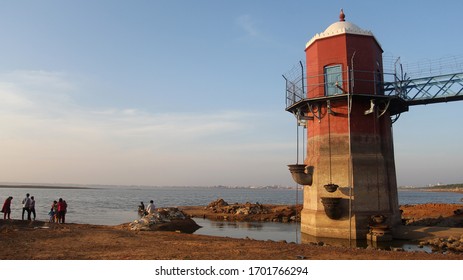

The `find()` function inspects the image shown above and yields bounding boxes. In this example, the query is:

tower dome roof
[305,10,380,49]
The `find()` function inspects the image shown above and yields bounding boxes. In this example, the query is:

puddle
[301,233,434,253]
[192,218,300,243]
[192,218,434,253]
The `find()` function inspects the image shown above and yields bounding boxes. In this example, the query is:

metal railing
[383,72,463,105]
[284,67,463,108]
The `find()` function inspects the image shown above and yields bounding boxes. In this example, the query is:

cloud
[235,14,260,38]
[0,70,293,186]
[0,75,252,155]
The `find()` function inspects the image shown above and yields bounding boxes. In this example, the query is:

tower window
[324,65,343,96]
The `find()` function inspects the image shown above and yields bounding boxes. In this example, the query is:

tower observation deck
[284,61,463,117]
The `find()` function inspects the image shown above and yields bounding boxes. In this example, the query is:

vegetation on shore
[422,184,463,190]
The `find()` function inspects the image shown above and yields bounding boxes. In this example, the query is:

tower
[287,10,402,240]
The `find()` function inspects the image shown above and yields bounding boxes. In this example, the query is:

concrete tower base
[300,113,401,240]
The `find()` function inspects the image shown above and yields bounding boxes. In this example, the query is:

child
[48,209,54,222]
[49,200,57,223]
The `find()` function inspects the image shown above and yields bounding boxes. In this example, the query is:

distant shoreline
[0,185,96,190]
[399,187,463,194]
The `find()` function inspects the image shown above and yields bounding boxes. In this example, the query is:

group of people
[2,194,156,222]
[1,193,36,220]
[1,193,68,223]
[49,198,68,223]
[137,200,156,217]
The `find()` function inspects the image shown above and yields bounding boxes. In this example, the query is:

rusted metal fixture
[320,197,342,220]
[368,215,391,239]
[287,164,313,186]
[323,183,339,193]
[371,214,387,225]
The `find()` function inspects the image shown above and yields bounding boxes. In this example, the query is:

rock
[205,199,271,217]
[235,208,249,215]
[448,236,458,243]
[207,198,229,208]
[129,207,200,233]
[422,235,463,253]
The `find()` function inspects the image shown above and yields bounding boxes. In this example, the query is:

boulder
[129,207,201,233]
[207,198,229,208]
[421,234,463,253]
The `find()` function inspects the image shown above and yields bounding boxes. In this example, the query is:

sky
[0,0,462,187]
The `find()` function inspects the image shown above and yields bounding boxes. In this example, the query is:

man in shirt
[30,196,36,221]
[146,200,156,215]
[22,193,32,220]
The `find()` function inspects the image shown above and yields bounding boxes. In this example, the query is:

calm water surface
[0,186,303,225]
[1,186,462,244]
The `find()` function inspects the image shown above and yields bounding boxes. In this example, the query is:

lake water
[1,186,462,243]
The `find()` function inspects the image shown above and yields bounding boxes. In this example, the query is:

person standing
[57,198,66,224]
[1,196,13,219]
[63,200,68,221]
[146,200,156,215]
[51,200,58,223]
[54,200,59,223]
[30,196,36,221]
[22,193,32,220]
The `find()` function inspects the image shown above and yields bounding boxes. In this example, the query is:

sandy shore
[1,203,463,260]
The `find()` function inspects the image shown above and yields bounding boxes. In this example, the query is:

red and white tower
[287,10,403,240]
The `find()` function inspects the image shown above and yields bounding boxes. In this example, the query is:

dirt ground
[400,203,463,226]
[1,203,463,260]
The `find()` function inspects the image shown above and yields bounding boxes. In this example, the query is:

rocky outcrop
[206,199,269,215]
[400,203,463,228]
[420,235,463,253]
[403,216,463,227]
[207,198,229,208]
[129,207,200,233]
[182,199,301,223]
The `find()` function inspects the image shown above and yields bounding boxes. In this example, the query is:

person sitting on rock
[138,202,147,217]
[146,200,156,215]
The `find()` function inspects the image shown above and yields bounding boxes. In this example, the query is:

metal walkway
[283,63,463,111]
[384,72,463,106]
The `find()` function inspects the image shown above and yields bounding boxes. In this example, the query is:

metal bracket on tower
[308,103,322,122]
[377,99,391,118]
[295,107,313,127]
[335,81,348,94]
[327,100,338,116]
[364,99,391,118]
[364,100,375,115]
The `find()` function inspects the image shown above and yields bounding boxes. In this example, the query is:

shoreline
[4,184,463,192]
[399,188,463,194]
[1,203,462,260]
[0,219,461,260]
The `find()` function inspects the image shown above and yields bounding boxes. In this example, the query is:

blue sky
[0,1,462,187]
